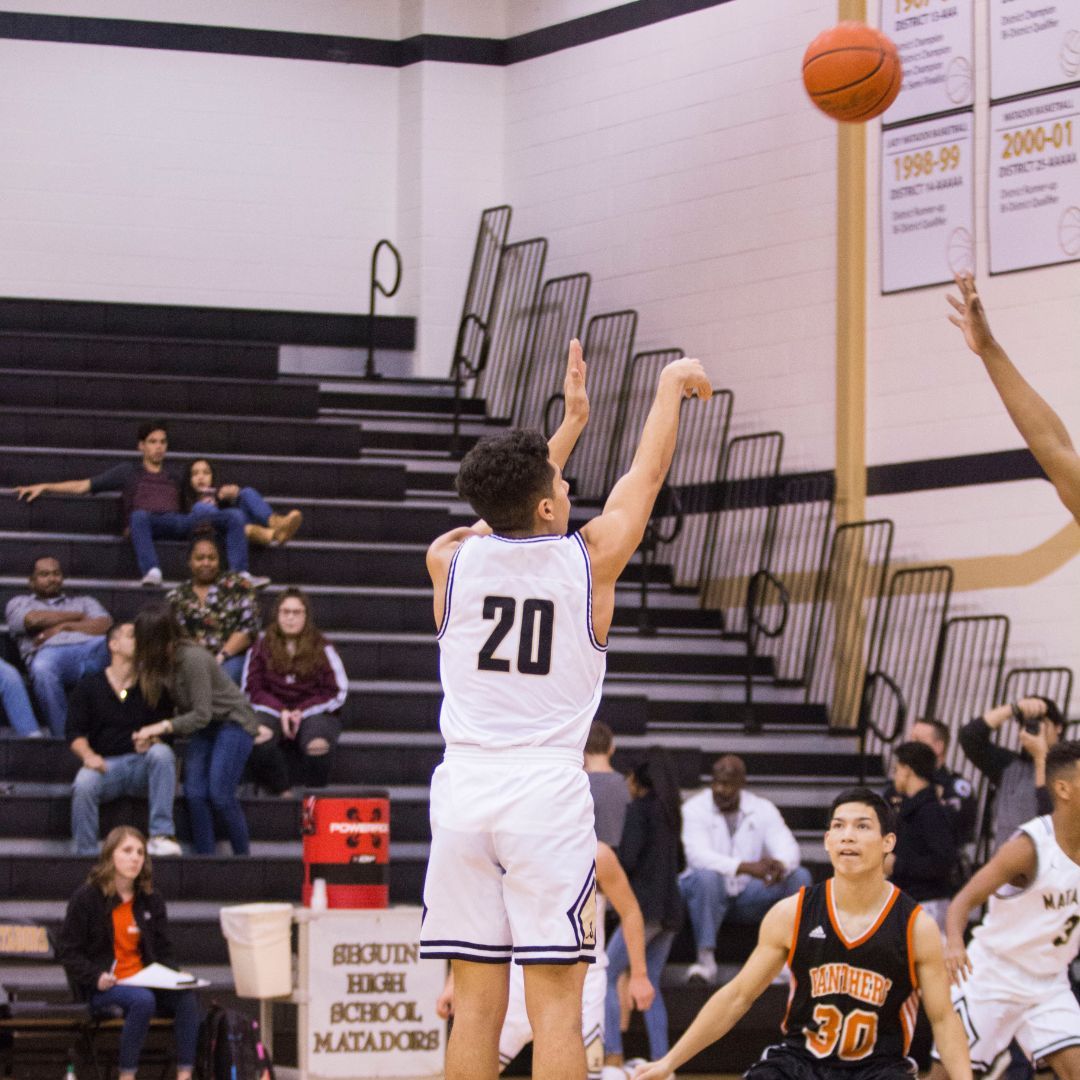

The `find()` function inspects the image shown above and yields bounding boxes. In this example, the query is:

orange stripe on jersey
[906,904,922,990]
[825,880,900,949]
[782,973,798,1034]
[788,886,807,968]
[900,990,920,1054]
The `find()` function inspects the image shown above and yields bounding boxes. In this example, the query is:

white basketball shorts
[499,959,607,1078]
[419,745,597,966]
[939,979,1080,1070]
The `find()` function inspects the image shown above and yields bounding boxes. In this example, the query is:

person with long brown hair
[242,588,347,793]
[57,826,200,1080]
[130,604,260,854]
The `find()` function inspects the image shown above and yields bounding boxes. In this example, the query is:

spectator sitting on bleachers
[181,457,302,547]
[885,740,958,930]
[14,421,266,589]
[5,556,111,737]
[166,537,261,685]
[884,716,975,846]
[57,826,200,1080]
[679,753,812,985]
[67,622,181,857]
[131,604,259,856]
[960,696,1063,852]
[585,719,630,847]
[243,588,347,794]
[0,655,43,737]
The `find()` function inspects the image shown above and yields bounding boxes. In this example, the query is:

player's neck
[830,871,893,914]
[1052,808,1080,861]
[494,523,560,539]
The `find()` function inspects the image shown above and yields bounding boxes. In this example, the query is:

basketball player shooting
[420,339,711,1080]
[947,273,1080,526]
[928,741,1080,1080]
[631,789,972,1080]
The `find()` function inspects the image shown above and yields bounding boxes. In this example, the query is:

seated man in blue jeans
[15,421,264,588]
[67,622,181,856]
[5,556,111,737]
[680,754,812,984]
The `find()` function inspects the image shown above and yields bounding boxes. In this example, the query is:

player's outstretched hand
[563,337,589,423]
[946,273,995,357]
[628,971,656,1012]
[660,357,712,401]
[14,483,46,503]
[943,936,972,987]
[631,1058,675,1080]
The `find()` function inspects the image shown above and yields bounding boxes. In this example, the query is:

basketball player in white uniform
[929,741,1080,1080]
[420,339,711,1080]
[436,841,655,1080]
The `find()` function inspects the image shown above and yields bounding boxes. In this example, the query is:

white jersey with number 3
[437,532,607,752]
[968,815,1080,996]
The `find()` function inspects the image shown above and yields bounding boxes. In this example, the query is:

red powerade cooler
[301,793,390,909]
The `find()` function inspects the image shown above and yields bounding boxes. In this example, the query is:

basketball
[802,22,902,123]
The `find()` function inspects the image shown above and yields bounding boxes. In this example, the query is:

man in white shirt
[680,754,811,984]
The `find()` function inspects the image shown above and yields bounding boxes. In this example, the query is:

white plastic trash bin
[219,903,293,998]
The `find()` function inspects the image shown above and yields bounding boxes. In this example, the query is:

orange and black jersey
[781,881,922,1069]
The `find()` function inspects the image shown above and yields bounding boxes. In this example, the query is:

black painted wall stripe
[0,1,736,67]
[867,448,1045,496]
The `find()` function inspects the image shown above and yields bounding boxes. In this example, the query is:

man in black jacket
[887,741,957,930]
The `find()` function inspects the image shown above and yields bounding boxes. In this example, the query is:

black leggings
[247,712,340,793]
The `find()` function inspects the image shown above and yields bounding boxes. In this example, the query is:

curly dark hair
[455,429,555,533]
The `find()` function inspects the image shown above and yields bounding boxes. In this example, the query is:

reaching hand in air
[563,338,589,424]
[946,273,996,356]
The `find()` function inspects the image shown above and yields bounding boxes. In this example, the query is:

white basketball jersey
[969,815,1080,993]
[437,532,607,752]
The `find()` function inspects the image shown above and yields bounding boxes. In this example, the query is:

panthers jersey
[783,881,922,1069]
[968,814,1080,996]
[436,532,607,751]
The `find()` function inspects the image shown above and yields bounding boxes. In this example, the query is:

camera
[1011,702,1045,735]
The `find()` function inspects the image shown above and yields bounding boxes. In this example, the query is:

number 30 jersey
[436,533,607,752]
[782,881,922,1069]
[967,815,1080,998]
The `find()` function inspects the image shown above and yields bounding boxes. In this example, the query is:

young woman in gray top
[132,604,260,854]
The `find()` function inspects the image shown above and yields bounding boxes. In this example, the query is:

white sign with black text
[881,112,975,292]
[302,908,446,1079]
[989,89,1080,273]
[881,0,974,124]
[989,0,1080,100]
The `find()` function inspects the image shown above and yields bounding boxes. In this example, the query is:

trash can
[219,902,293,998]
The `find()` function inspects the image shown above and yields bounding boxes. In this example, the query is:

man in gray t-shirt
[585,719,629,847]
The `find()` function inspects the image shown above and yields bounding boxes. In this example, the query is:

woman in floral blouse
[166,537,262,684]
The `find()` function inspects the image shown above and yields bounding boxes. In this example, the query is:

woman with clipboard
[58,826,201,1080]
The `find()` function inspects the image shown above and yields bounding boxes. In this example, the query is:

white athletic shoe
[685,958,718,984]
[140,567,163,587]
[147,835,182,856]
[601,1067,631,1080]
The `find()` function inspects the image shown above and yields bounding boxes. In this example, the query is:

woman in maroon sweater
[242,589,347,793]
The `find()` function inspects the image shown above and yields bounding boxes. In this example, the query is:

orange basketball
[802,22,902,123]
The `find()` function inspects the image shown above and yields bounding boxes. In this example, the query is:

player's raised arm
[581,357,711,585]
[942,831,1037,984]
[632,893,795,1080]
[595,841,655,1012]
[547,338,589,470]
[912,910,973,1080]
[947,273,1080,522]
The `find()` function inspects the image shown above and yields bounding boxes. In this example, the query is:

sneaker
[140,567,163,587]
[238,572,270,589]
[685,958,718,984]
[147,835,182,856]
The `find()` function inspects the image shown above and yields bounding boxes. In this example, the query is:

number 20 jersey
[436,533,608,752]
[782,881,922,1069]
[967,814,1080,997]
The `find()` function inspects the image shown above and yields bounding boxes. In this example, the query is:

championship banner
[881,112,975,292]
[301,908,446,1079]
[989,88,1080,273]
[989,0,1080,101]
[881,0,974,124]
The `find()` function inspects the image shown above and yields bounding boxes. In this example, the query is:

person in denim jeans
[14,422,264,589]
[5,556,111,737]
[57,827,200,1080]
[132,604,259,855]
[0,656,42,736]
[67,622,180,856]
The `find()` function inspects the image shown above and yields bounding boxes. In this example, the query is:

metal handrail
[451,314,490,456]
[637,486,684,635]
[366,239,402,379]
[742,568,790,731]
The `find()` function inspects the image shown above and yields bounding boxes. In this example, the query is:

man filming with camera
[959,696,1065,852]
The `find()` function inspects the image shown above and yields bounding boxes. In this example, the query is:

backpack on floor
[194,1003,274,1080]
